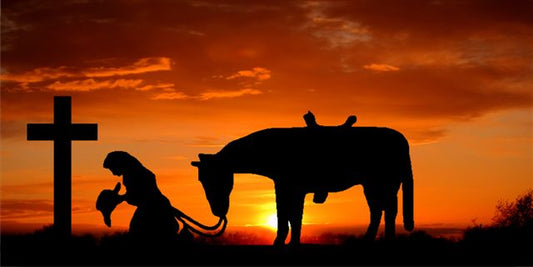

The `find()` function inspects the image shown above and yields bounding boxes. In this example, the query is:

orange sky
[1,1,532,240]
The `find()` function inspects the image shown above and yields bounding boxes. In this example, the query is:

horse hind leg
[288,192,305,246]
[363,189,383,241]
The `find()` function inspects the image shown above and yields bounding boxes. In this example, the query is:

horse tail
[173,207,228,237]
[402,151,414,231]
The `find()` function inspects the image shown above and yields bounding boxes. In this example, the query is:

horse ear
[198,153,214,161]
[191,161,201,167]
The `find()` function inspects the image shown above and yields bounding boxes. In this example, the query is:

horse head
[191,153,233,218]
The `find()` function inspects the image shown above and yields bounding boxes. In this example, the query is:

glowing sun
[265,214,277,230]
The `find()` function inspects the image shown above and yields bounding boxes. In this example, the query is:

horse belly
[304,172,362,193]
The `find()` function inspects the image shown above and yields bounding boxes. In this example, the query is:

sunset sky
[1,0,532,241]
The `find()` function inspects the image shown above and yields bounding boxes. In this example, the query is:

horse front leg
[273,182,289,246]
[364,206,382,241]
[274,213,289,246]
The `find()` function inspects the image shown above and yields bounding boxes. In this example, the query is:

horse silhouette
[192,125,414,246]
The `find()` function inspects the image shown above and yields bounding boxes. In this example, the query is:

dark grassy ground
[2,228,532,266]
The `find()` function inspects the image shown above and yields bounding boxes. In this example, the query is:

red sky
[1,0,532,241]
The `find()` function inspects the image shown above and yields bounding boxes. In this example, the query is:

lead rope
[172,207,227,237]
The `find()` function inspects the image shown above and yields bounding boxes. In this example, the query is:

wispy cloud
[47,78,143,91]
[303,2,371,47]
[408,128,448,145]
[1,199,93,219]
[363,63,400,72]
[151,91,189,100]
[1,57,173,93]
[0,57,172,85]
[0,66,76,83]
[151,88,263,101]
[198,88,262,100]
[186,136,225,148]
[226,67,271,81]
[82,57,171,77]
[137,82,175,91]
[0,199,53,219]
[310,17,371,47]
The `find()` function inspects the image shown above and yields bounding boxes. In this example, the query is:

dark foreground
[1,231,531,266]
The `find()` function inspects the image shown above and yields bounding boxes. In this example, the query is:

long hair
[103,151,146,172]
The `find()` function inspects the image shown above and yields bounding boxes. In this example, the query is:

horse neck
[217,151,270,177]
[222,156,262,174]
[217,134,277,177]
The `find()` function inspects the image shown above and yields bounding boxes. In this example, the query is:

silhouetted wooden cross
[27,96,98,238]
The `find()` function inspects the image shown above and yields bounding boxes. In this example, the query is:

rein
[172,207,227,237]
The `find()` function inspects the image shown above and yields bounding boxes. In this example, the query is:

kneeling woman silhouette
[98,151,227,245]
[101,151,185,243]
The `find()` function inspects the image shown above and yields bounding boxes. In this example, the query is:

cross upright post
[27,96,98,238]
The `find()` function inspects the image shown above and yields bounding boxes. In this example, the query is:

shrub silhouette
[492,189,533,228]
[463,189,533,245]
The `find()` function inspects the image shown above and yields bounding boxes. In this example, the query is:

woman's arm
[122,170,157,206]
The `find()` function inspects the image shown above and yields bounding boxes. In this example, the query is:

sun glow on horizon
[265,214,277,231]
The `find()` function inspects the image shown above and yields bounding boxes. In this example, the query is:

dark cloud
[0,0,306,69]
[1,0,531,144]
[319,0,533,37]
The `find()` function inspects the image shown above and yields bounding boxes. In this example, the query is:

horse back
[219,127,410,181]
